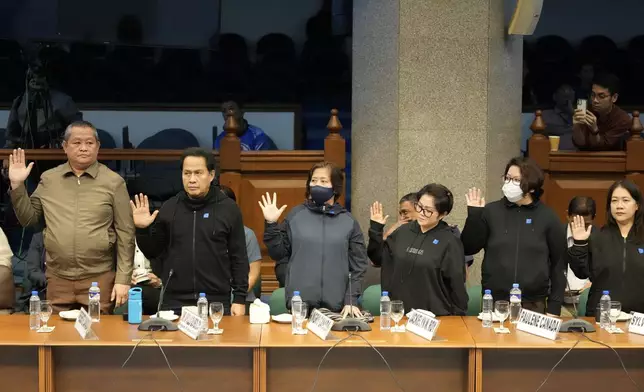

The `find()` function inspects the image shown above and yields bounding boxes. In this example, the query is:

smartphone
[576,99,587,112]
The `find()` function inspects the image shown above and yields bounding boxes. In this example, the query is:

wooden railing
[0,109,346,294]
[527,110,644,225]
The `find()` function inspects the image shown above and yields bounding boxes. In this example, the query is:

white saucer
[59,310,80,321]
[271,313,292,323]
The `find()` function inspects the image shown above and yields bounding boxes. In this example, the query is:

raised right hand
[130,194,159,228]
[570,215,592,241]
[258,192,287,223]
[466,187,486,208]
[8,149,34,188]
[370,201,389,225]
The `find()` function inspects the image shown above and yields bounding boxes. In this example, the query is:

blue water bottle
[128,287,143,324]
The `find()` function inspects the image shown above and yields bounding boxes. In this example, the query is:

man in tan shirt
[8,120,134,313]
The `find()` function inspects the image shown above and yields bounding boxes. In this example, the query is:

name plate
[178,308,206,340]
[628,312,644,335]
[307,309,334,340]
[74,308,93,339]
[406,309,440,341]
[516,309,561,341]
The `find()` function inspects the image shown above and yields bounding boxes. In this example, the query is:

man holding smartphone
[572,73,631,151]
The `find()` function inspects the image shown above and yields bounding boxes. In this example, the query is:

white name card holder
[178,308,207,340]
[307,309,334,341]
[516,309,562,341]
[74,308,98,340]
[405,309,441,341]
[628,312,644,336]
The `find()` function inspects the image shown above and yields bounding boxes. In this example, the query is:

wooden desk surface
[1,315,262,348]
[261,316,475,348]
[464,316,644,349]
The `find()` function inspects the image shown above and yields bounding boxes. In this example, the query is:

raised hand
[8,149,34,188]
[370,201,389,225]
[570,215,592,241]
[466,187,486,208]
[129,194,159,229]
[258,192,287,223]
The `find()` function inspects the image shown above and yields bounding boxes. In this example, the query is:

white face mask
[502,182,524,203]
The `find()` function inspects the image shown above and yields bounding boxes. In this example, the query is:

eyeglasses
[590,92,612,100]
[414,202,435,218]
[502,176,521,186]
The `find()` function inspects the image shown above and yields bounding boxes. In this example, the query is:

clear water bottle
[482,289,493,328]
[600,290,611,329]
[29,291,41,330]
[509,283,522,324]
[88,282,101,322]
[197,293,209,333]
[380,291,391,331]
[291,290,302,334]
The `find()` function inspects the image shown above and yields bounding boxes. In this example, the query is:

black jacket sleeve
[461,206,489,255]
[367,220,388,267]
[441,239,469,315]
[546,217,566,315]
[264,218,292,262]
[274,257,288,287]
[227,207,249,305]
[26,232,46,288]
[135,204,169,259]
[567,239,592,280]
[345,220,369,306]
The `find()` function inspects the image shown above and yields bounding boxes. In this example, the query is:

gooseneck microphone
[332,273,371,332]
[138,269,179,331]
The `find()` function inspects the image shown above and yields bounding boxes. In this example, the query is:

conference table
[2,315,644,392]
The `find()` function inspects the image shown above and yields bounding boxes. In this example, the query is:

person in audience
[568,180,644,316]
[543,84,575,150]
[561,196,595,317]
[0,227,14,311]
[574,63,594,101]
[133,147,248,316]
[461,156,566,315]
[368,184,468,316]
[219,185,262,312]
[214,100,278,151]
[572,73,631,151]
[8,121,134,313]
[260,161,368,316]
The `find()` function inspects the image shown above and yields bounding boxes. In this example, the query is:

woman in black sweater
[568,180,644,316]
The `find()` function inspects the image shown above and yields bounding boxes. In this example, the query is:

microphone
[332,272,371,332]
[138,269,179,331]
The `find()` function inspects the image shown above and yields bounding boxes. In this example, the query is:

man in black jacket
[132,148,249,315]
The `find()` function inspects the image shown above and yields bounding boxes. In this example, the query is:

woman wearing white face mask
[461,157,566,316]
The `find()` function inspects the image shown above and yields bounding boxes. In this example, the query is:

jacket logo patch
[526,218,532,224]
[432,239,439,245]
[203,213,210,218]
[406,247,424,256]
[639,248,644,254]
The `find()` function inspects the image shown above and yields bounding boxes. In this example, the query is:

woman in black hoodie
[368,184,468,316]
[460,156,566,316]
[568,180,644,316]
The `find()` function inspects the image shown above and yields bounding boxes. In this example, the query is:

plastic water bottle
[600,290,611,329]
[482,290,493,328]
[197,293,209,332]
[380,291,392,331]
[509,283,522,324]
[88,282,101,322]
[29,291,41,330]
[291,291,302,334]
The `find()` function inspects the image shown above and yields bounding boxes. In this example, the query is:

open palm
[8,149,34,187]
[130,194,159,228]
[570,215,592,241]
[466,187,486,208]
[370,201,389,225]
[258,192,287,222]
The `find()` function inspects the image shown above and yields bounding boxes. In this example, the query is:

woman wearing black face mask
[259,161,368,316]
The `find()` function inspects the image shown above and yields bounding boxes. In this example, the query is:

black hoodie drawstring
[400,233,429,284]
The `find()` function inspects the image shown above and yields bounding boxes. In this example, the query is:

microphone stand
[332,273,371,332]
[560,264,595,333]
[139,269,179,331]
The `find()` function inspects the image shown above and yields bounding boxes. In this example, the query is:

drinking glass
[390,300,404,332]
[40,301,52,330]
[295,302,308,333]
[609,301,622,332]
[209,302,224,332]
[494,301,510,331]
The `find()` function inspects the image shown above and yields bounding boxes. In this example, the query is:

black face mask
[310,185,335,206]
